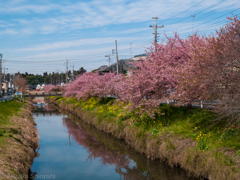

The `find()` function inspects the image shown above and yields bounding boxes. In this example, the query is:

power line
[157,0,189,17]
[3,2,240,74]
[161,0,205,23]
[165,0,228,26]
[114,0,205,38]
[3,39,153,64]
[193,0,238,21]
[119,0,236,39]
[165,8,240,38]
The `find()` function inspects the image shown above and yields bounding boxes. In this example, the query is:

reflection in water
[35,104,62,116]
[31,103,198,180]
[61,111,199,180]
[32,97,46,106]
[63,118,130,168]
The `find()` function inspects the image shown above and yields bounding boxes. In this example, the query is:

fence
[0,95,14,102]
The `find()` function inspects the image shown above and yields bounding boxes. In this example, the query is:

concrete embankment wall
[46,97,240,180]
[0,100,39,180]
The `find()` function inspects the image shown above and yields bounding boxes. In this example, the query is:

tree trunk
[187,103,192,111]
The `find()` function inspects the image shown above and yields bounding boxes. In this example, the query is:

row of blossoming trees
[44,84,64,92]
[61,17,240,123]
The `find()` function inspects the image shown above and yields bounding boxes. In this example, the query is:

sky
[1,0,240,75]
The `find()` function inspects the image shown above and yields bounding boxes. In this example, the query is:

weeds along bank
[0,98,39,180]
[46,96,240,180]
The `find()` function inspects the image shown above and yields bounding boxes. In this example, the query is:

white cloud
[117,28,151,35]
[16,37,117,52]
[1,0,239,35]
[1,0,240,74]
[21,28,35,34]
[0,29,18,35]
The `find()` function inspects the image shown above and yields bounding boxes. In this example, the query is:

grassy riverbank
[59,108,198,180]
[0,98,38,180]
[48,96,240,180]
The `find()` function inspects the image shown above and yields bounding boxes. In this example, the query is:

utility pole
[9,75,12,93]
[66,59,68,84]
[191,15,195,35]
[105,55,111,67]
[72,65,74,79]
[149,17,164,51]
[115,40,119,75]
[0,54,2,95]
[3,68,8,80]
[129,42,133,58]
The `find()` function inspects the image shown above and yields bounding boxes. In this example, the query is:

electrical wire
[165,8,240,38]
[161,0,205,23]
[164,2,240,34]
[164,0,229,27]
[3,1,240,73]
[2,39,152,64]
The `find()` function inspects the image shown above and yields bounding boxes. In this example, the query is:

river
[30,100,199,180]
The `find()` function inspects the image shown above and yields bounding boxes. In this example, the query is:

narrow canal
[30,99,199,180]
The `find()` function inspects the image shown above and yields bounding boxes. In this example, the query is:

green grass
[0,100,23,123]
[126,104,240,151]
[50,96,240,178]
[54,96,240,152]
[0,100,24,142]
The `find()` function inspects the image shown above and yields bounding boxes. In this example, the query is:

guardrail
[160,99,221,110]
[24,92,63,97]
[0,95,14,102]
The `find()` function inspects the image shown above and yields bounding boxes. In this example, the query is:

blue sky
[1,0,240,75]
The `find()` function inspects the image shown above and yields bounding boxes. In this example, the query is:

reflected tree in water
[62,116,198,180]
[62,117,130,168]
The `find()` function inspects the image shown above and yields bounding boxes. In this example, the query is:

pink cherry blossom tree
[207,16,240,123]
[44,84,63,92]
[64,72,121,100]
[63,16,240,123]
[171,34,216,108]
[118,34,191,116]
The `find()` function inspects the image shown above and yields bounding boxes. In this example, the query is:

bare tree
[13,74,28,93]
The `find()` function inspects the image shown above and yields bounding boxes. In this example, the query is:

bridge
[34,111,62,116]
[24,92,63,97]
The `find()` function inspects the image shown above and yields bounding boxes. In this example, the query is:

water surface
[31,104,199,180]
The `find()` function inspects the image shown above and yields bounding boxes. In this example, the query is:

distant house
[97,59,137,75]
[28,85,34,90]
[2,80,9,94]
[98,65,109,71]
[130,53,148,61]
[97,53,148,75]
